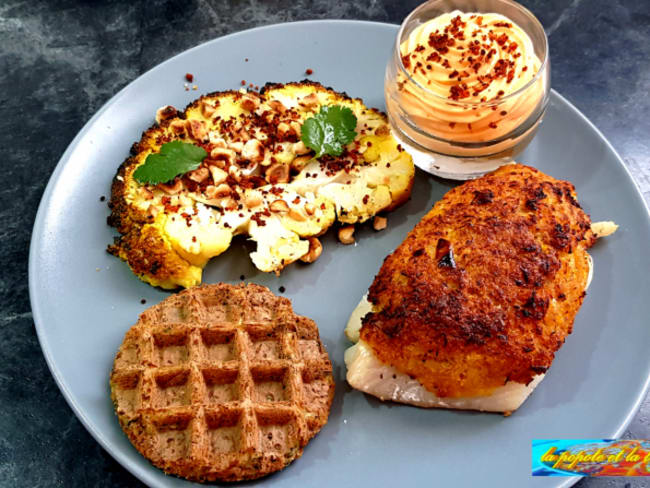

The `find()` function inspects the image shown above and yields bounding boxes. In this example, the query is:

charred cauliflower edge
[107,81,415,289]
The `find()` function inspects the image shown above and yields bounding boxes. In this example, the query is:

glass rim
[394,0,549,107]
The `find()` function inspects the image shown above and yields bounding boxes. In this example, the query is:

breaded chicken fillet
[345,164,616,413]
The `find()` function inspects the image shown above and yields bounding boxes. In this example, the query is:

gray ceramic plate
[29,20,650,488]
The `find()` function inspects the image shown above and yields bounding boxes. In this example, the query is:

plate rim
[28,19,650,488]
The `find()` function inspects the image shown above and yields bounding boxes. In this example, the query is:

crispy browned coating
[360,164,597,398]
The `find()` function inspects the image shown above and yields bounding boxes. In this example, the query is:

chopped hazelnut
[277,122,292,138]
[209,134,227,147]
[291,155,312,172]
[201,101,215,118]
[268,100,287,113]
[228,140,244,153]
[269,199,290,214]
[265,163,290,184]
[188,120,207,141]
[241,94,260,112]
[293,141,309,155]
[290,121,302,137]
[208,166,228,185]
[338,225,355,245]
[242,139,265,163]
[209,147,236,167]
[155,105,177,124]
[169,119,187,135]
[157,179,183,194]
[300,237,322,263]
[244,194,263,208]
[213,183,232,198]
[373,216,387,231]
[220,196,237,211]
[187,167,210,183]
[203,185,218,198]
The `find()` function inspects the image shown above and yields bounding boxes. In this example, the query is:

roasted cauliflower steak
[108,82,414,289]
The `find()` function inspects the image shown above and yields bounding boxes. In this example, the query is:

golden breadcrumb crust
[360,164,597,398]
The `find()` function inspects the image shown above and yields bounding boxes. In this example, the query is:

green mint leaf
[300,105,358,158]
[133,140,207,185]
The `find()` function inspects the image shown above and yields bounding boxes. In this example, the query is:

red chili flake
[522,66,529,72]
[428,32,455,54]
[426,52,441,63]
[442,58,451,69]
[366,141,372,147]
[245,58,249,62]
[449,70,459,79]
[489,121,498,129]
[362,195,370,205]
[468,123,473,130]
[494,21,512,28]
[475,15,483,25]
[497,90,505,97]
[449,122,456,128]
[449,84,470,100]
[185,73,194,82]
[500,110,507,116]
[401,54,411,69]
[241,80,246,86]
[305,68,313,75]
[493,59,508,78]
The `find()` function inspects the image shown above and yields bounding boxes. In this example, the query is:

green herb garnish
[300,105,357,158]
[133,140,207,185]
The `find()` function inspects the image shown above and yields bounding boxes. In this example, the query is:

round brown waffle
[110,283,335,482]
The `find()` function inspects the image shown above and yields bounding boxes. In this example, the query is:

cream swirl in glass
[385,0,550,179]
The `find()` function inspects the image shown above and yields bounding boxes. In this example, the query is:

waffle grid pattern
[110,284,334,482]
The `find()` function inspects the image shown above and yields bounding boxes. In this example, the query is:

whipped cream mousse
[386,9,548,165]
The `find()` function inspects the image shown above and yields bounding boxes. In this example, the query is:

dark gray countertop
[1,1,648,486]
